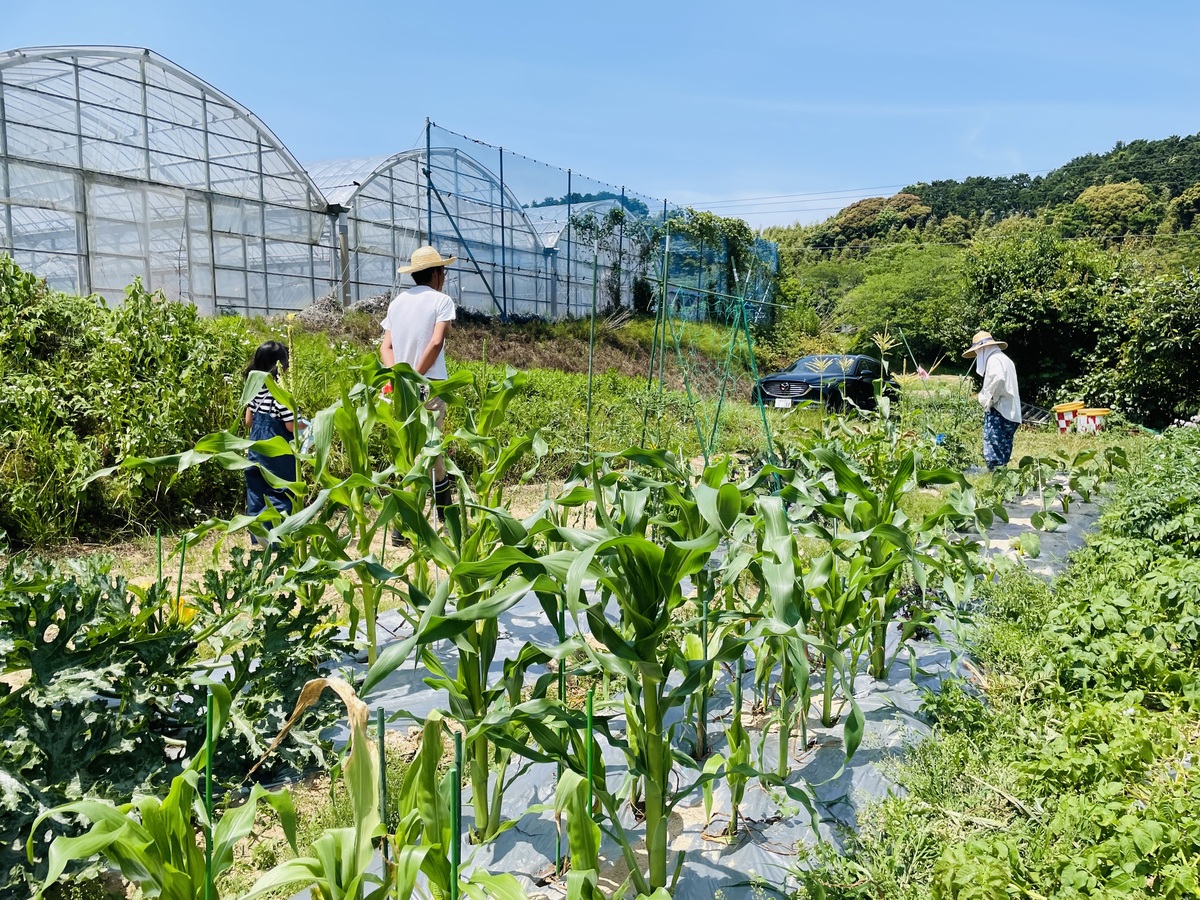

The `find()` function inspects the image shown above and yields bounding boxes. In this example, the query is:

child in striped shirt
[243,341,301,532]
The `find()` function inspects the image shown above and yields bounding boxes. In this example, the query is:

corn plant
[360,534,559,843]
[701,657,750,838]
[802,447,979,680]
[303,361,466,663]
[389,712,531,900]
[29,685,298,900]
[83,361,466,665]
[552,465,746,895]
[746,493,814,775]
[240,677,390,900]
[362,369,557,843]
[804,551,893,728]
[658,457,754,760]
[555,771,602,899]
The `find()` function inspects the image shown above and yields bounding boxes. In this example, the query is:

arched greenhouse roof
[308,147,542,243]
[0,45,328,210]
[306,155,393,209]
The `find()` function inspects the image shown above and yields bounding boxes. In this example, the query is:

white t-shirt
[381,285,456,380]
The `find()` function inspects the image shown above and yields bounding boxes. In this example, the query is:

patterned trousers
[983,408,1020,469]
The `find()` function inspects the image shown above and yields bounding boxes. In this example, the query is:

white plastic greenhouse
[0,46,772,318]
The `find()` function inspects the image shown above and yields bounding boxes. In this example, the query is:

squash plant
[29,684,298,900]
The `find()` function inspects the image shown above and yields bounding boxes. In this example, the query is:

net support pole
[641,222,670,446]
[586,246,599,453]
[425,119,433,242]
[709,258,757,452]
[565,169,573,318]
[499,147,508,319]
[740,299,780,469]
[665,302,709,467]
[425,172,504,317]
[617,186,626,306]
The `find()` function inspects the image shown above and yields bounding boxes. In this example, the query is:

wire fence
[320,122,778,322]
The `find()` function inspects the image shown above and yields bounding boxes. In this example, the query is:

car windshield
[787,355,854,374]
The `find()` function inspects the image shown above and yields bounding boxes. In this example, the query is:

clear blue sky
[6,0,1199,227]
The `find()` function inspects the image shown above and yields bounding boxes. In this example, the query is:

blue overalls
[245,406,297,527]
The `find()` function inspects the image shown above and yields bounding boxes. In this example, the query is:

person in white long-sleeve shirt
[963,331,1022,470]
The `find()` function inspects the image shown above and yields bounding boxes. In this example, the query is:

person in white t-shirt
[963,330,1022,471]
[380,245,458,528]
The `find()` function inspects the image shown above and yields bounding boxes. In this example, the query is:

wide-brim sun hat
[397,245,457,275]
[962,330,1007,358]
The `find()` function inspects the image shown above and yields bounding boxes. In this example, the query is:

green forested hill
[759,130,1200,426]
[905,132,1200,219]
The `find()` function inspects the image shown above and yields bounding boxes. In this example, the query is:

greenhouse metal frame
[0,45,773,320]
[0,46,335,315]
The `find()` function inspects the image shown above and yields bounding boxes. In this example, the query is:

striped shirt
[246,386,294,423]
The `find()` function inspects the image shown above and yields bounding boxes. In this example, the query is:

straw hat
[397,245,457,275]
[962,330,1007,358]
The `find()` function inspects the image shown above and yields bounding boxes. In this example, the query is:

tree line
[759,130,1200,427]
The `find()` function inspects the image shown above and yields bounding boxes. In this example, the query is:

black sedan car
[751,354,895,410]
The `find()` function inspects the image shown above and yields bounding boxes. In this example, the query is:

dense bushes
[958,224,1119,401]
[768,209,1200,420]
[1070,271,1200,428]
[765,132,1200,420]
[0,259,774,544]
[0,259,250,544]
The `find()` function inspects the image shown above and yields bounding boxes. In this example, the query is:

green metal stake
[739,301,780,470]
[641,222,671,447]
[709,257,759,453]
[378,707,388,863]
[586,688,595,815]
[709,301,744,453]
[204,686,214,900]
[665,307,710,467]
[156,527,162,588]
[451,731,462,900]
[176,536,187,604]
[585,247,599,455]
[697,590,709,759]
[732,654,744,836]
[555,592,567,876]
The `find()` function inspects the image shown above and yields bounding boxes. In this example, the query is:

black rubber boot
[433,476,454,523]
